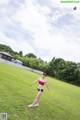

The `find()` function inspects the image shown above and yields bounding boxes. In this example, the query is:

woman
[28,72,50,107]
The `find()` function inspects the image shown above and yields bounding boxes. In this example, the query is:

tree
[19,51,23,57]
[0,44,13,52]
[74,68,80,85]
[25,53,37,58]
[49,57,65,77]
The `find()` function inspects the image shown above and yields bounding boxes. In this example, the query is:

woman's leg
[37,93,42,104]
[37,89,43,104]
[33,91,42,105]
[28,91,42,107]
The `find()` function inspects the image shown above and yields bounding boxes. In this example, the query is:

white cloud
[0,32,35,55]
[13,1,49,33]
[40,6,51,15]
[0,0,80,62]
[0,0,9,4]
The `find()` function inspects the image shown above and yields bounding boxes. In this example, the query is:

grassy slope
[0,62,80,120]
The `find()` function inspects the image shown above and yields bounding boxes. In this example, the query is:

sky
[0,0,80,62]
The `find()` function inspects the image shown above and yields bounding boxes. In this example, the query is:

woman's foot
[28,104,34,107]
[33,104,39,107]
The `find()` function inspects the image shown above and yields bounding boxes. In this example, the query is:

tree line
[0,44,80,86]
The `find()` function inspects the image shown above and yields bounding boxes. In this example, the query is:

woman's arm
[29,80,39,86]
[45,82,50,91]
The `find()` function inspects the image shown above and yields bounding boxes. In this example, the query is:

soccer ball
[73,7,77,10]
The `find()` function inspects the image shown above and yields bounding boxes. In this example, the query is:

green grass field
[0,62,80,120]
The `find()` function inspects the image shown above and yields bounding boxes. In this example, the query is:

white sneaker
[28,104,34,107]
[33,104,39,107]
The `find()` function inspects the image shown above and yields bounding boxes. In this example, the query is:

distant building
[12,59,23,65]
[0,52,12,61]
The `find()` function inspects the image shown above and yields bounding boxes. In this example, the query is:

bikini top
[38,78,46,85]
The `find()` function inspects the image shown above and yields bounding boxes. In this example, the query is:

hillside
[0,44,20,56]
[0,62,80,120]
[0,44,13,52]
